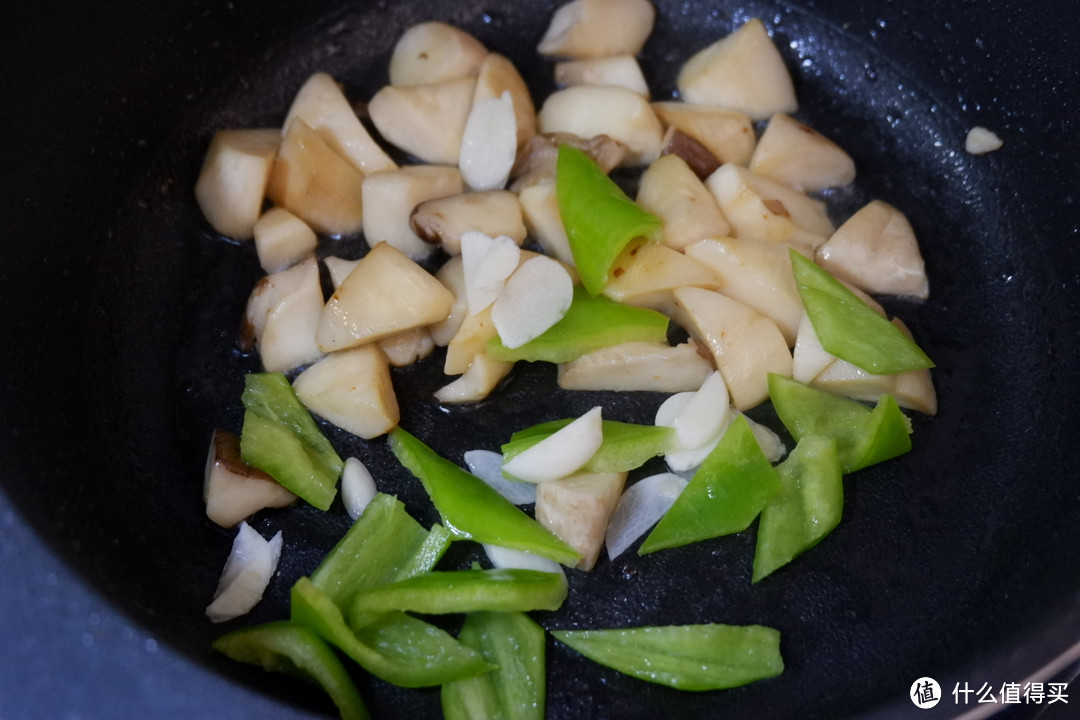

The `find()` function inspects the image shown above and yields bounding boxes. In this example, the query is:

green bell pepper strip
[290,577,493,688]
[239,372,343,511]
[639,415,781,554]
[556,144,663,296]
[309,492,451,610]
[790,249,934,375]
[349,568,568,619]
[486,287,669,364]
[441,611,547,720]
[551,624,783,691]
[212,621,369,720]
[752,436,843,583]
[388,427,581,566]
[501,419,674,474]
[767,373,911,474]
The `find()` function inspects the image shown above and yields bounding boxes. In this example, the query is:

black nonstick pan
[2,0,1079,718]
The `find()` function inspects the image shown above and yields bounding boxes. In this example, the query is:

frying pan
[2,0,1078,717]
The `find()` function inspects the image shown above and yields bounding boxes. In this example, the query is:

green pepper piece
[441,611,546,720]
[389,427,581,566]
[768,373,911,473]
[639,415,781,554]
[290,577,492,688]
[752,436,843,582]
[213,621,369,720]
[349,568,568,618]
[556,144,663,296]
[309,493,451,610]
[502,419,674,474]
[552,624,783,691]
[240,372,343,511]
[486,287,669,364]
[790,249,934,374]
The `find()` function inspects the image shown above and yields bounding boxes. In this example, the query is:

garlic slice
[205,523,283,623]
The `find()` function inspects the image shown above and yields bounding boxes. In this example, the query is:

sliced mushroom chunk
[242,257,324,373]
[538,0,655,58]
[510,132,626,191]
[293,343,400,439]
[815,200,929,299]
[411,190,527,255]
[204,428,298,529]
[651,102,756,166]
[676,18,798,121]
[672,286,793,411]
[316,242,455,353]
[557,341,713,393]
[635,153,730,251]
[362,164,463,258]
[253,207,317,274]
[388,21,488,87]
[283,72,396,175]
[537,85,664,166]
[266,119,366,236]
[554,55,650,97]
[368,77,477,165]
[749,113,856,192]
[659,127,721,180]
[705,163,833,248]
[602,241,722,316]
[195,128,280,240]
[535,471,627,571]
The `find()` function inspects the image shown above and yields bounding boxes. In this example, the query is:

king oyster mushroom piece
[676,18,798,121]
[557,340,713,393]
[194,128,280,240]
[316,241,455,353]
[266,119,366,236]
[635,153,730,251]
[705,163,834,249]
[411,190,527,255]
[650,101,757,166]
[509,132,626,191]
[538,0,656,59]
[749,113,856,192]
[659,127,722,180]
[685,237,806,346]
[537,85,664,166]
[368,77,477,165]
[241,256,324,373]
[433,353,515,404]
[601,241,723,316]
[293,343,400,439]
[671,286,793,411]
[362,164,463,259]
[252,207,317,274]
[283,72,397,175]
[815,200,930,299]
[388,21,488,87]
[554,55,650,97]
[204,428,298,529]
[536,471,627,572]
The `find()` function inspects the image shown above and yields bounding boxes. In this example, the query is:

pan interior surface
[3,0,1078,719]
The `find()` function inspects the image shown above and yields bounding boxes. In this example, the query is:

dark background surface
[2,0,1079,718]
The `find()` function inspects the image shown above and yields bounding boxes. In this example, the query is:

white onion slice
[491,255,573,349]
[605,473,688,560]
[464,449,537,505]
[501,406,603,483]
[461,231,521,316]
[671,371,730,450]
[742,412,787,463]
[205,522,282,623]
[341,457,377,520]
[483,543,566,576]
